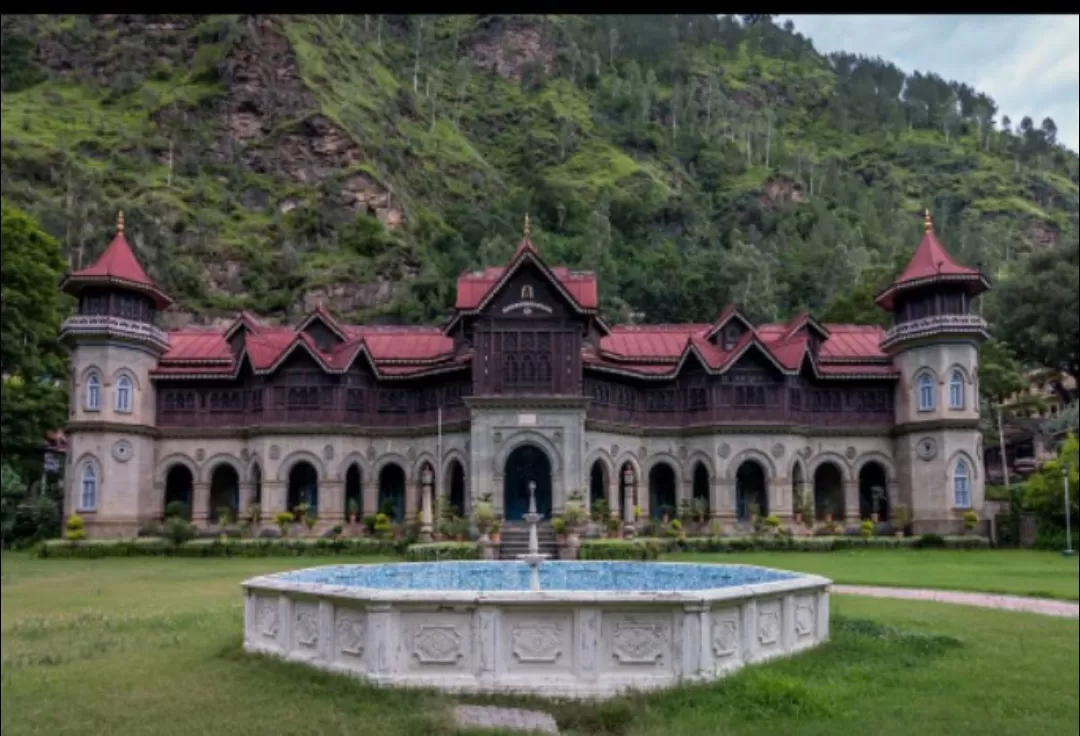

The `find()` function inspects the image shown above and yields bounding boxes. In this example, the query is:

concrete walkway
[832,584,1080,618]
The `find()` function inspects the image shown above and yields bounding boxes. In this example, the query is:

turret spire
[117,209,125,235]
[923,207,932,233]
[523,212,531,239]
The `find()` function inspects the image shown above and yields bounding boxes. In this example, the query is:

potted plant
[563,497,588,546]
[550,515,567,544]
[64,514,87,541]
[607,516,622,538]
[453,516,468,542]
[892,504,912,538]
[962,509,979,535]
[632,505,642,523]
[362,513,378,536]
[860,519,874,539]
[216,506,231,542]
[373,512,392,539]
[304,513,318,534]
[823,499,833,524]
[691,497,709,530]
[473,501,495,542]
[670,518,685,541]
[489,520,502,545]
[765,514,781,535]
[274,511,294,537]
[591,498,610,524]
[347,499,360,525]
[164,501,189,521]
[245,503,261,531]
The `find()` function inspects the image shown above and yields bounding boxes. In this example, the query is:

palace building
[59,211,989,537]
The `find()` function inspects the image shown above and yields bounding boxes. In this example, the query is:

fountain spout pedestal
[518,480,550,592]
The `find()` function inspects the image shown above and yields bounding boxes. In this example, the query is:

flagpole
[437,406,443,520]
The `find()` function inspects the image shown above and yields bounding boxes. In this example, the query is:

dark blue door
[503,445,552,520]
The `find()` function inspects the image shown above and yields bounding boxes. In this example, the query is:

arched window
[85,374,101,411]
[916,373,935,412]
[80,461,98,511]
[953,459,971,508]
[115,375,133,413]
[948,370,964,409]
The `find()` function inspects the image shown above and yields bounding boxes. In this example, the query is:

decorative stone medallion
[795,603,815,637]
[241,448,249,462]
[711,618,738,658]
[718,443,731,459]
[845,446,857,460]
[407,447,416,462]
[757,609,781,646]
[323,444,334,461]
[269,445,281,461]
[771,443,785,459]
[112,439,133,463]
[336,612,366,657]
[611,623,666,664]
[493,431,503,445]
[195,448,206,462]
[414,625,463,664]
[916,437,938,461]
[553,429,563,442]
[257,599,279,639]
[511,622,563,664]
[366,445,376,462]
[802,445,812,459]
[610,444,619,458]
[678,445,688,460]
[638,446,648,460]
[295,605,319,648]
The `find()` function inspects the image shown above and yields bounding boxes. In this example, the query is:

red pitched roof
[454,265,598,311]
[61,220,172,308]
[875,216,988,310]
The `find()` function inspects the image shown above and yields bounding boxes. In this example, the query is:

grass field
[663,548,1080,601]
[2,553,1078,736]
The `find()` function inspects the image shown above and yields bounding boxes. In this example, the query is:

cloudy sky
[779,14,1080,152]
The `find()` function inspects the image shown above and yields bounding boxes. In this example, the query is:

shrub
[137,522,163,538]
[472,501,495,534]
[860,520,874,538]
[563,500,589,530]
[404,541,481,561]
[244,503,261,527]
[962,510,979,532]
[917,533,946,548]
[164,501,189,520]
[64,514,86,542]
[943,535,991,549]
[216,506,232,526]
[304,513,318,532]
[274,511,294,535]
[163,516,195,544]
[765,514,781,530]
[362,514,378,533]
[578,539,659,560]
[346,499,360,519]
[550,516,566,535]
[38,536,404,559]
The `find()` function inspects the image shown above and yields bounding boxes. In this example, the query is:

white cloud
[779,14,1080,152]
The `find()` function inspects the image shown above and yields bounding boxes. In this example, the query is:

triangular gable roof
[875,211,989,310]
[296,304,348,342]
[780,311,830,341]
[223,310,265,341]
[703,303,755,340]
[60,212,172,309]
[447,223,604,333]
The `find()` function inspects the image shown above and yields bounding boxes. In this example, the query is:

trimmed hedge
[404,541,481,561]
[578,539,660,560]
[673,534,989,553]
[37,536,404,559]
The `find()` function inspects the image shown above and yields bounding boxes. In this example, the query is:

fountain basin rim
[240,561,832,605]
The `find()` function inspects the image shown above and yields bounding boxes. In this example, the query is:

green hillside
[2,14,1077,326]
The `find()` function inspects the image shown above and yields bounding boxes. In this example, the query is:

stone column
[262,480,286,523]
[420,466,434,542]
[321,479,344,523]
[192,482,210,524]
[405,474,419,522]
[844,479,860,522]
[362,475,377,521]
[772,478,792,522]
[679,477,693,512]
[608,478,621,521]
[238,482,255,510]
[713,479,736,523]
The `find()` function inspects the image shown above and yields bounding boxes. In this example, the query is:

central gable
[483,261,579,322]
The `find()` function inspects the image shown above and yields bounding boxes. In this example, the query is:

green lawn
[663,549,1080,601]
[2,553,1078,735]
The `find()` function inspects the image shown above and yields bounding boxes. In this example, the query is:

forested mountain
[2,13,1077,329]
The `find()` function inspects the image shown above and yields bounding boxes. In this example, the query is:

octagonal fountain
[243,480,829,698]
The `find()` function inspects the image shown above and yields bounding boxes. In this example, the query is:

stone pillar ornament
[622,466,636,539]
[518,480,549,592]
[420,466,434,543]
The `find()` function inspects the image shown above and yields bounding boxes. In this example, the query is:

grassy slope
[664,549,1080,601]
[1,15,1076,320]
[2,553,1078,735]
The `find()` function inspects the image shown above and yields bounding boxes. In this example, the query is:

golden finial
[923,207,932,233]
[116,210,125,234]
[523,212,531,239]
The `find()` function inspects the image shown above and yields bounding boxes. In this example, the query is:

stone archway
[287,461,319,516]
[589,460,607,512]
[164,465,194,520]
[735,460,768,521]
[648,463,677,520]
[813,462,844,521]
[446,459,466,517]
[345,463,362,518]
[378,464,406,522]
[859,461,890,520]
[503,444,552,521]
[209,464,240,523]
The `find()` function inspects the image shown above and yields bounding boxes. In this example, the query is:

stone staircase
[499,520,557,560]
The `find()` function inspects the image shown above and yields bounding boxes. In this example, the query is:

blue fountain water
[274,561,798,592]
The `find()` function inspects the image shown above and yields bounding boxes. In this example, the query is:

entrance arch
[209,464,240,522]
[446,460,466,517]
[735,460,768,521]
[648,463,677,520]
[378,464,406,522]
[813,463,844,521]
[503,444,552,520]
[589,460,607,511]
[164,465,194,520]
[345,463,362,518]
[287,461,319,515]
[859,461,890,520]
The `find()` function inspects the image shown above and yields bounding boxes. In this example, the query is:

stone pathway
[832,585,1080,618]
[453,705,560,734]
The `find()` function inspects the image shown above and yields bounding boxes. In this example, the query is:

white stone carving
[795,603,815,637]
[511,622,563,664]
[712,618,738,657]
[414,625,463,664]
[336,612,366,656]
[611,623,666,664]
[112,439,133,463]
[269,445,280,461]
[294,605,319,648]
[718,443,731,459]
[256,599,278,639]
[917,437,938,461]
[758,610,780,646]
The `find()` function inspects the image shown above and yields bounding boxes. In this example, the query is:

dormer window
[723,325,740,351]
[521,285,534,300]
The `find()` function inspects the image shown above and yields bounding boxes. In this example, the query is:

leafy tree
[996,236,1080,402]
[0,200,70,480]
[1022,433,1079,548]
